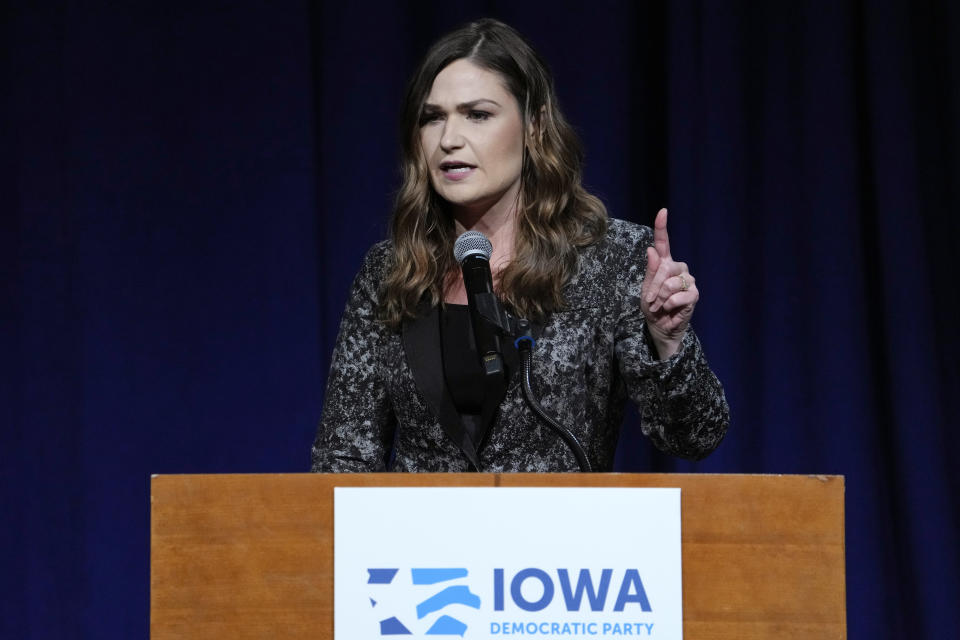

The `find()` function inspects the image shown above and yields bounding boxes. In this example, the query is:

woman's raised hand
[640,208,698,359]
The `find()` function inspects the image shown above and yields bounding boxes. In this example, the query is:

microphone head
[454,230,493,263]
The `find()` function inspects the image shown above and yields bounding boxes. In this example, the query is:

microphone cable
[515,334,592,473]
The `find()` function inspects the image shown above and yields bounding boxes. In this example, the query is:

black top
[440,303,516,450]
[440,304,485,413]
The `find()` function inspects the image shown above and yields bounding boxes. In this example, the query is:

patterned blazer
[311,218,729,472]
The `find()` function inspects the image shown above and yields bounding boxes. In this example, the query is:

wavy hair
[381,18,608,327]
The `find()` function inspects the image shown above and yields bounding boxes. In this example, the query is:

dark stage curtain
[2,1,957,637]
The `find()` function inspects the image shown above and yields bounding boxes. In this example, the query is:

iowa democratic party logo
[366,567,480,636]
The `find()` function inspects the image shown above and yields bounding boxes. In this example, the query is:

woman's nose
[440,120,464,152]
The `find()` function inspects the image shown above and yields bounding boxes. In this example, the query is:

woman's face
[419,58,526,219]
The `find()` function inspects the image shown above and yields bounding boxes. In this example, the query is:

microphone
[452,231,592,471]
[454,231,505,379]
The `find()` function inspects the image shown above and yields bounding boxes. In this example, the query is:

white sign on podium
[335,487,682,639]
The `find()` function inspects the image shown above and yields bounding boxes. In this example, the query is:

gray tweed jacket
[311,218,729,472]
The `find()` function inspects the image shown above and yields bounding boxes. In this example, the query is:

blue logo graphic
[366,568,481,636]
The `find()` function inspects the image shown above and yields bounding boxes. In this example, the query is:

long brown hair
[381,18,608,327]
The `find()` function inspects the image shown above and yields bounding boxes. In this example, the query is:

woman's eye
[419,113,442,126]
[468,110,491,121]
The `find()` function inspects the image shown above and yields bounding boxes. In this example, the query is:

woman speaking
[311,19,729,472]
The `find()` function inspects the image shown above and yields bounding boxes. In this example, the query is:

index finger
[653,207,671,259]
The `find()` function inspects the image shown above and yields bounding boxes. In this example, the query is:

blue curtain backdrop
[2,1,957,637]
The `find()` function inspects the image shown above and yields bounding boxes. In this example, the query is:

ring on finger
[679,274,689,291]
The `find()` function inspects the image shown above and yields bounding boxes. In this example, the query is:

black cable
[516,337,592,473]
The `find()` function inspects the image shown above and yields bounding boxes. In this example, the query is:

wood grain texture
[151,473,845,639]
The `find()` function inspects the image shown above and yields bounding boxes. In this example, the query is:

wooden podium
[151,473,845,639]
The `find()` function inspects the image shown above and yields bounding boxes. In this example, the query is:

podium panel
[150,473,845,639]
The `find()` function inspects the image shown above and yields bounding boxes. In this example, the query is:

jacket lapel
[402,304,481,469]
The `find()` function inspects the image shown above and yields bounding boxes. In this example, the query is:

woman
[311,19,728,472]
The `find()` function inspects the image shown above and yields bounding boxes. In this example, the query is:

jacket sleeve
[613,228,730,460]
[311,244,396,472]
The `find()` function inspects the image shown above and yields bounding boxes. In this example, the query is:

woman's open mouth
[440,161,476,180]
